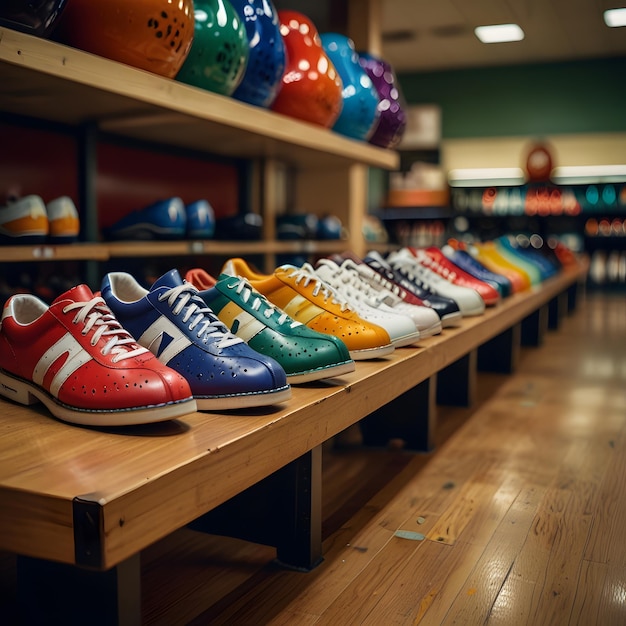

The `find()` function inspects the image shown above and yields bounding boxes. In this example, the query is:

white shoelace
[387,254,429,288]
[353,263,406,305]
[159,283,242,348]
[64,297,148,363]
[229,277,300,328]
[413,250,458,282]
[286,264,352,313]
[370,271,406,300]
[316,259,384,308]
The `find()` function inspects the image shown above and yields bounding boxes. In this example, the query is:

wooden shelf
[0,239,350,263]
[0,242,107,262]
[376,207,454,220]
[106,238,350,258]
[0,28,399,171]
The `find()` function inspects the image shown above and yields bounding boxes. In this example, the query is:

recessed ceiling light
[474,23,525,43]
[604,8,626,27]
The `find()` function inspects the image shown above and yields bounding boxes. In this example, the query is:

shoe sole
[392,330,422,348]
[287,360,355,384]
[349,343,395,360]
[0,233,47,244]
[194,385,292,410]
[458,303,486,316]
[440,311,463,327]
[416,320,443,338]
[0,369,197,427]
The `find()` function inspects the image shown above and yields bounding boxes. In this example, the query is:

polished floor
[140,290,626,625]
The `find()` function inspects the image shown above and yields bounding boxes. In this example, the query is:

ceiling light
[474,24,525,43]
[604,8,626,27]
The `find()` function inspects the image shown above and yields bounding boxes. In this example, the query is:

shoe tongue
[188,269,217,290]
[151,269,184,291]
[54,284,95,305]
[216,273,249,295]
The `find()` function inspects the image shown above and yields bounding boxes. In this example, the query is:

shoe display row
[0,195,80,244]
[0,236,577,429]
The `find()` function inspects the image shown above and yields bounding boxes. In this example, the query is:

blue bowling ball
[229,0,286,108]
[320,33,380,141]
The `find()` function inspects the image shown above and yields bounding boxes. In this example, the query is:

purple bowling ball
[358,53,407,149]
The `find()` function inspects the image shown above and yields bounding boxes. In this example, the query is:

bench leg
[189,446,323,572]
[437,350,477,407]
[477,323,521,374]
[567,281,580,313]
[16,553,141,626]
[521,305,549,346]
[548,291,569,329]
[359,374,437,452]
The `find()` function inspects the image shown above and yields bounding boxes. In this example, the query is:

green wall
[398,57,626,139]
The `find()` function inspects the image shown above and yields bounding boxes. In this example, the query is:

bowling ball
[54,0,194,78]
[176,0,250,96]
[229,0,286,107]
[271,10,343,128]
[320,33,380,141]
[358,52,407,149]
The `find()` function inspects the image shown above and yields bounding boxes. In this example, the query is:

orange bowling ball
[271,10,343,128]
[54,0,195,79]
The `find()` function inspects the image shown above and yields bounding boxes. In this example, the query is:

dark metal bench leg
[521,305,549,346]
[549,291,569,329]
[189,447,323,572]
[478,323,521,374]
[437,350,477,407]
[17,553,141,626]
[359,374,437,452]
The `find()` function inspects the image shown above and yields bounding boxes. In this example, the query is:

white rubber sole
[440,311,464,327]
[194,385,292,410]
[391,329,422,347]
[349,343,395,361]
[287,360,356,384]
[415,319,443,337]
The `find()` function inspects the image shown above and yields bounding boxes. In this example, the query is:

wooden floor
[2,290,626,625]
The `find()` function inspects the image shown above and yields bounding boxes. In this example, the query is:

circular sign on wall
[525,143,554,182]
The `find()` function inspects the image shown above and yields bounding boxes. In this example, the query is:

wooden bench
[0,262,587,625]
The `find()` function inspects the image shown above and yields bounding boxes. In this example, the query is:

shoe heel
[0,371,39,406]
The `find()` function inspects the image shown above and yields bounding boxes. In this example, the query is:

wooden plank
[583,426,626,565]
[0,242,109,262]
[421,483,546,626]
